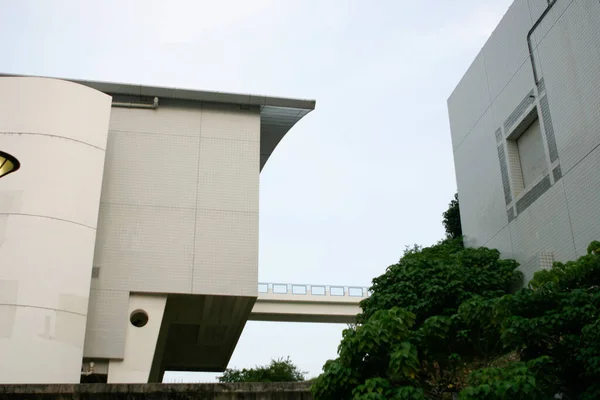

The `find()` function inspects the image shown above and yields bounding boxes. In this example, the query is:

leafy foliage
[358,238,521,327]
[459,356,556,399]
[442,193,462,239]
[218,357,305,383]
[492,241,600,399]
[529,240,600,290]
[311,193,600,399]
[312,238,522,399]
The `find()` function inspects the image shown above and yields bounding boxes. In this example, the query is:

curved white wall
[0,77,111,383]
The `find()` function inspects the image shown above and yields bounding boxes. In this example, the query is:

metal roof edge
[0,73,316,111]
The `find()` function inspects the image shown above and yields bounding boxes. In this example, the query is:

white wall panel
[109,103,202,137]
[563,147,600,257]
[447,52,491,150]
[100,131,200,209]
[449,0,600,283]
[454,110,507,247]
[0,77,111,150]
[537,0,600,173]
[193,209,258,297]
[92,203,195,293]
[483,0,533,101]
[196,137,259,212]
[0,135,106,228]
[0,77,111,383]
[88,103,261,360]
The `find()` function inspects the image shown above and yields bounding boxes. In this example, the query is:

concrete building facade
[0,75,315,384]
[448,0,600,281]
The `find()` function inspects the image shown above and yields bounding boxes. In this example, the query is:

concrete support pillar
[108,294,167,383]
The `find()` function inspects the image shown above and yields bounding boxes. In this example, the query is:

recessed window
[130,309,149,327]
[497,90,561,220]
[505,106,549,197]
[516,118,547,187]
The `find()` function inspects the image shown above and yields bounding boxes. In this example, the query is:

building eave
[0,73,316,170]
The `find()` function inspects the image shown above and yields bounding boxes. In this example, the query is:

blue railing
[258,283,370,298]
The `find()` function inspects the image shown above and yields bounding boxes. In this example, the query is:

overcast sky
[0,0,513,381]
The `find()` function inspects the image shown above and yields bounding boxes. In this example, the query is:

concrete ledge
[0,383,313,400]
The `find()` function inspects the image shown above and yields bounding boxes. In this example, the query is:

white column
[0,77,111,383]
[107,294,167,383]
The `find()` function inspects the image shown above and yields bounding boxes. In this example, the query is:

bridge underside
[105,286,365,383]
[249,300,360,324]
[149,294,256,382]
[150,292,361,379]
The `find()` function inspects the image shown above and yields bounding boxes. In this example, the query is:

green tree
[218,357,306,383]
[311,188,600,398]
[311,238,522,399]
[474,241,600,399]
[442,193,462,239]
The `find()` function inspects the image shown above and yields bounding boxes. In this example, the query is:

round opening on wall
[130,309,149,328]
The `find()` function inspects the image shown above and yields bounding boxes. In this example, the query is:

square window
[516,118,547,187]
[505,106,549,196]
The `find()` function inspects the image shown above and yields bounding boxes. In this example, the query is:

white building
[0,75,322,383]
[448,0,600,281]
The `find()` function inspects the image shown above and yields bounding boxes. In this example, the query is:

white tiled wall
[85,100,260,358]
[100,132,200,209]
[509,181,576,265]
[196,137,259,212]
[563,146,600,257]
[193,209,259,296]
[484,225,515,260]
[108,104,203,136]
[454,110,507,247]
[92,203,196,293]
[538,1,600,173]
[482,0,533,101]
[491,61,535,130]
[447,52,491,150]
[448,0,600,282]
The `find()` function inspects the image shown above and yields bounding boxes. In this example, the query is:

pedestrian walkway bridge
[249,283,370,324]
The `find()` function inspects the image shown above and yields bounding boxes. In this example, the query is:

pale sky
[0,0,513,381]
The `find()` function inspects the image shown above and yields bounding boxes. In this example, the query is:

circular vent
[130,309,149,328]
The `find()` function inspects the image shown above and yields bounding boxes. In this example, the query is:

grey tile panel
[516,175,551,214]
[537,77,545,94]
[507,207,516,223]
[497,144,513,205]
[495,128,503,143]
[552,165,562,181]
[539,95,559,162]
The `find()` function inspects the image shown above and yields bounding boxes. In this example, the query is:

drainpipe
[112,96,159,109]
[527,0,557,85]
